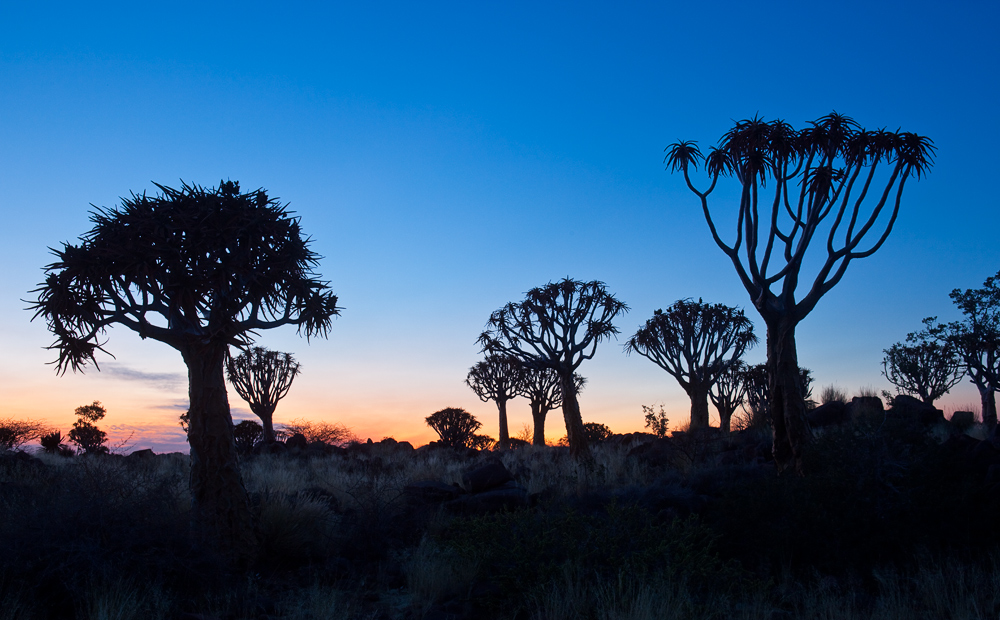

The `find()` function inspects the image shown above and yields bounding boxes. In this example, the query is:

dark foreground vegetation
[3,397,1000,619]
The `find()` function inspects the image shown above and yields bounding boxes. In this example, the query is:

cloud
[100,363,186,391]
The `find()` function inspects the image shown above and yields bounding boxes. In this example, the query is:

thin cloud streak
[100,363,186,391]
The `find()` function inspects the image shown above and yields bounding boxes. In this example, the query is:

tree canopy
[227,347,302,443]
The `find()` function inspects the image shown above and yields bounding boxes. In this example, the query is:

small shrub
[642,404,670,438]
[819,384,848,404]
[234,420,264,454]
[583,422,613,444]
[280,418,356,446]
[0,418,50,451]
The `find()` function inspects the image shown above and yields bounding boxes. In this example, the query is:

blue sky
[1,1,997,451]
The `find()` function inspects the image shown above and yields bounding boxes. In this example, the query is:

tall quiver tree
[625,299,756,430]
[665,113,934,473]
[882,332,964,406]
[29,181,341,563]
[478,278,628,458]
[465,354,525,449]
[710,360,748,433]
[519,367,586,446]
[227,347,301,443]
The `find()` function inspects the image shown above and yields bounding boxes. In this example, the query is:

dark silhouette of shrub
[227,347,301,443]
[0,418,49,451]
[280,418,356,446]
[583,422,613,443]
[643,404,670,438]
[233,420,263,455]
[426,407,483,449]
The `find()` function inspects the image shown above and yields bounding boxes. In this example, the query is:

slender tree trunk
[561,372,589,458]
[531,402,547,446]
[497,398,510,449]
[766,319,812,474]
[182,343,258,565]
[252,405,277,443]
[979,385,997,435]
[688,384,711,430]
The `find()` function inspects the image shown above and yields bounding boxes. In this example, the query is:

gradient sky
[1,1,997,453]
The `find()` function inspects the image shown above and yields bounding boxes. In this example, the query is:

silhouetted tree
[626,299,756,430]
[666,113,934,472]
[39,430,73,456]
[709,360,748,433]
[922,271,1000,431]
[233,420,264,455]
[0,418,50,451]
[883,334,964,405]
[519,367,586,446]
[29,180,341,562]
[465,354,526,449]
[478,278,628,458]
[643,404,670,437]
[738,364,813,431]
[426,407,483,449]
[226,347,301,443]
[68,401,108,455]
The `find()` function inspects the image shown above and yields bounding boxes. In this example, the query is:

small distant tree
[642,404,670,438]
[426,407,483,449]
[233,420,264,455]
[666,113,934,472]
[478,278,628,458]
[519,367,586,446]
[883,334,964,405]
[0,418,50,451]
[226,347,301,443]
[68,401,108,455]
[626,299,756,430]
[280,419,356,446]
[582,422,613,444]
[709,360,748,433]
[466,354,526,449]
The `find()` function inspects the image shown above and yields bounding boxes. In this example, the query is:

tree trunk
[531,402,547,446]
[688,384,711,430]
[766,319,812,474]
[561,372,589,458]
[251,404,277,443]
[182,343,258,565]
[980,386,997,436]
[497,398,510,449]
[718,405,733,434]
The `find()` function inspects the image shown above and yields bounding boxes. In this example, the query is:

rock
[404,480,463,503]
[461,461,513,493]
[254,440,287,455]
[889,395,944,425]
[285,432,308,450]
[445,482,528,515]
[950,411,975,430]
[851,396,884,417]
[627,437,675,468]
[808,401,849,427]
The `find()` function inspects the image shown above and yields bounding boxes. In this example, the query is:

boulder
[285,433,308,450]
[851,396,884,417]
[445,481,528,515]
[461,461,513,493]
[950,411,975,430]
[126,448,156,461]
[404,479,463,503]
[808,401,849,427]
[889,395,944,425]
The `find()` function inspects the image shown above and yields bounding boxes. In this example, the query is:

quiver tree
[923,271,1000,432]
[738,364,813,431]
[519,366,586,446]
[883,333,964,405]
[426,407,483,449]
[626,299,756,430]
[29,180,341,563]
[465,354,526,449]
[709,360,748,433]
[226,346,301,443]
[666,113,934,472]
[478,278,628,458]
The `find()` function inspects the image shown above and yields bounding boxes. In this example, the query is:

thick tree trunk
[688,384,711,430]
[765,319,812,474]
[251,405,277,443]
[718,405,733,434]
[531,402,547,446]
[182,344,258,565]
[561,372,589,458]
[497,398,510,449]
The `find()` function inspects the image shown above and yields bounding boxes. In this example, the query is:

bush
[233,420,264,454]
[0,418,50,451]
[819,384,848,404]
[68,401,109,455]
[583,422,613,444]
[642,405,670,438]
[280,418,356,446]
